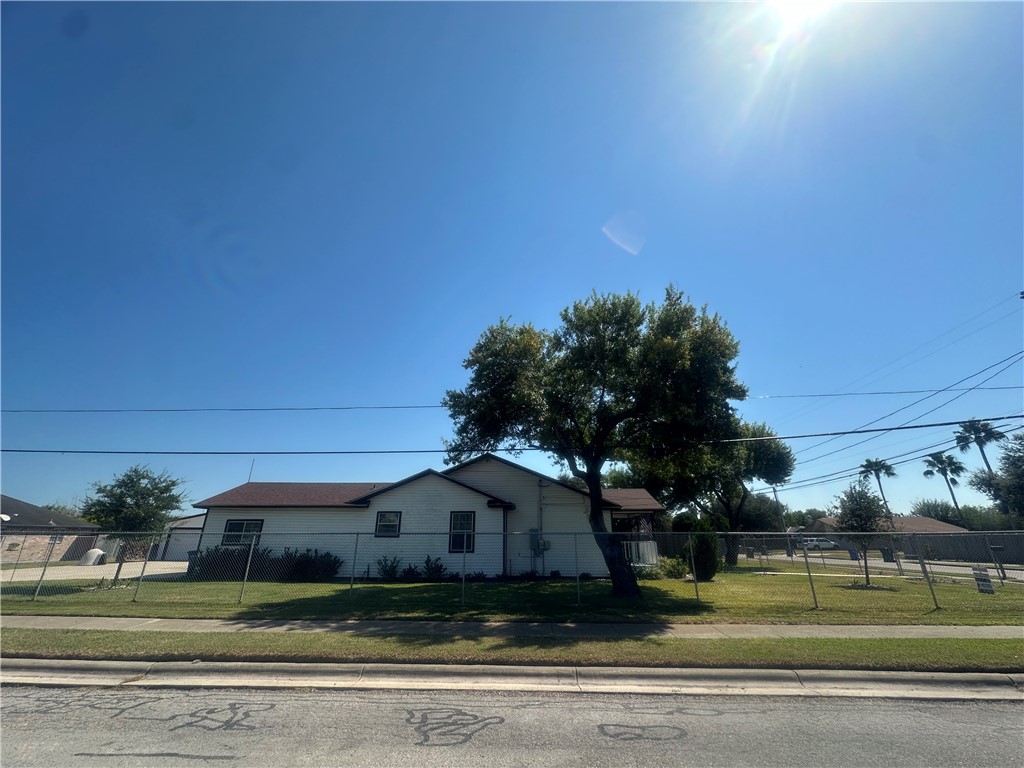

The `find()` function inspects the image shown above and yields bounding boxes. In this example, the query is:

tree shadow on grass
[221,581,714,626]
[833,583,901,592]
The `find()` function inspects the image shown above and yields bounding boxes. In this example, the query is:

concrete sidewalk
[3,614,1022,639]
[2,657,1022,700]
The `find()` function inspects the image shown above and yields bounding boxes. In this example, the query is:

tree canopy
[444,286,747,599]
[954,420,1006,475]
[833,481,893,586]
[80,466,187,531]
[970,432,1024,518]
[858,458,896,514]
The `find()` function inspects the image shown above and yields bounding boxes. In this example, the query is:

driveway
[2,561,189,584]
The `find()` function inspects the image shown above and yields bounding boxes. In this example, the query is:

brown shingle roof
[0,495,99,531]
[194,482,391,509]
[602,488,664,512]
[815,515,968,534]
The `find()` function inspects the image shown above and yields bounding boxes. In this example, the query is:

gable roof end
[442,453,664,511]
[349,469,514,508]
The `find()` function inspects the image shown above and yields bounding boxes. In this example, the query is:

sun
[770,0,834,40]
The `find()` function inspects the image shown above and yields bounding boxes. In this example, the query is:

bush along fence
[1,529,1022,612]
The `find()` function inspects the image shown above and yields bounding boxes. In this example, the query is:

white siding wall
[446,458,613,576]
[200,474,506,576]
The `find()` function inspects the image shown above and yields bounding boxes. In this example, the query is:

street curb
[3,658,1022,700]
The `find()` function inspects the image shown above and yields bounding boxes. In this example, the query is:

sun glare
[770,0,834,40]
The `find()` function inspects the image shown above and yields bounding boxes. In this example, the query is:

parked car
[801,537,837,550]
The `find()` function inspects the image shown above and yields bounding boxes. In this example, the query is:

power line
[754,422,1024,496]
[793,353,1023,466]
[750,386,1021,400]
[4,415,1021,456]
[792,351,1023,459]
[772,292,1022,426]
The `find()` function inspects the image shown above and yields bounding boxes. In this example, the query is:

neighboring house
[0,494,100,562]
[811,515,969,534]
[158,512,207,561]
[193,454,663,577]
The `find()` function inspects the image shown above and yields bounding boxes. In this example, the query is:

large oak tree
[443,287,747,599]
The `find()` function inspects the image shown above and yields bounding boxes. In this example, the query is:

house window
[375,511,402,537]
[449,511,475,553]
[221,520,263,547]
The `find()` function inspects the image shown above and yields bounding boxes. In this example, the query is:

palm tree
[922,452,968,524]
[859,458,896,514]
[954,420,1006,475]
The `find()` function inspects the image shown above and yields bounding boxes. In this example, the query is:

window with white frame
[221,520,263,547]
[375,511,402,537]
[449,511,475,553]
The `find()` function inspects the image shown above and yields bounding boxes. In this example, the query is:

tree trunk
[586,472,641,600]
[722,489,749,567]
[977,442,994,475]
[943,477,969,527]
[862,547,871,586]
[875,475,891,515]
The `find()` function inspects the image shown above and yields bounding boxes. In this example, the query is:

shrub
[423,555,448,581]
[633,563,665,580]
[685,526,720,582]
[400,564,422,582]
[660,555,689,580]
[279,548,342,581]
[187,546,342,582]
[376,555,402,581]
[188,545,270,581]
[466,571,489,582]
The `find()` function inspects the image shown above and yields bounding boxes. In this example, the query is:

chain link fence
[2,528,1021,616]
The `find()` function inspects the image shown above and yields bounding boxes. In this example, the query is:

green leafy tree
[784,508,828,529]
[969,432,1024,518]
[955,420,1006,475]
[707,492,787,534]
[80,466,187,531]
[43,502,82,519]
[444,287,747,599]
[910,498,959,525]
[833,481,893,586]
[911,498,1013,530]
[858,458,896,514]
[922,452,967,524]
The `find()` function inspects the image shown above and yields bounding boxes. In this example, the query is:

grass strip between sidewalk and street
[2,628,1021,672]
[4,576,1023,625]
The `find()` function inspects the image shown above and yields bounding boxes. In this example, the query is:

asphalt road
[3,686,1021,768]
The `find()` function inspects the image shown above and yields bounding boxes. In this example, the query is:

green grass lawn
[2,628,1020,672]
[3,574,1022,625]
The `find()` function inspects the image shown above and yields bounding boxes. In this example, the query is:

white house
[193,454,663,578]
[157,512,207,561]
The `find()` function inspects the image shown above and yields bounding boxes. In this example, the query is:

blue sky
[3,2,1021,519]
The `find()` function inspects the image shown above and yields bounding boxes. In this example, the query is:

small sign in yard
[972,567,995,594]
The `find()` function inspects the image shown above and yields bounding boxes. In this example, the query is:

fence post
[984,535,1006,584]
[237,535,257,604]
[461,544,467,605]
[914,535,940,610]
[801,544,819,610]
[132,534,158,602]
[8,534,28,584]
[688,533,700,604]
[32,536,58,601]
[349,533,360,594]
[574,533,581,606]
